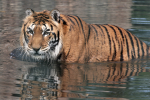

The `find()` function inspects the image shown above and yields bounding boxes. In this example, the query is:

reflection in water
[21,64,61,100]
[18,59,150,100]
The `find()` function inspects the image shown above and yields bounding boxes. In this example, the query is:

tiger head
[20,9,67,61]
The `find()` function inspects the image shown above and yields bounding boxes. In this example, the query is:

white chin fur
[30,55,45,60]
[26,40,62,61]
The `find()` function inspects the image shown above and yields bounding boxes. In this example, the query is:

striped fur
[20,9,150,63]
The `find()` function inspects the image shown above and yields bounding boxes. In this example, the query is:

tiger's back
[87,24,150,62]
[62,15,150,62]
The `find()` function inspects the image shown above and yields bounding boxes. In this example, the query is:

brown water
[1,0,150,100]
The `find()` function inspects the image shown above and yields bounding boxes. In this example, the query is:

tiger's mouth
[30,53,46,60]
[33,52,42,56]
[26,48,47,59]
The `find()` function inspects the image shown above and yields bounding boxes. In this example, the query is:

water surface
[0,0,150,100]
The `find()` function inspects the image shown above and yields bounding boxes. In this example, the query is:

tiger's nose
[33,48,40,53]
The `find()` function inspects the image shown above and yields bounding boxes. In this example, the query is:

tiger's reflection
[20,64,62,100]
[20,59,150,99]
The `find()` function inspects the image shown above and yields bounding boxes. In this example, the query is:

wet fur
[20,9,150,63]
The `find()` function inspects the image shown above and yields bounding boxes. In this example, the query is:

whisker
[20,49,25,57]
[44,53,47,63]
[22,51,27,61]
[45,52,49,63]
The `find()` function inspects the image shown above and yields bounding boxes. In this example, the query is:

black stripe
[66,16,74,31]
[106,68,111,81]
[101,25,111,55]
[125,63,129,76]
[125,35,130,58]
[133,36,140,58]
[112,39,116,61]
[75,15,87,61]
[59,16,67,25]
[146,45,149,55]
[140,41,144,57]
[118,65,123,81]
[112,64,116,81]
[67,16,75,25]
[52,32,56,41]
[126,30,135,59]
[91,25,99,43]
[43,24,47,28]
[107,25,120,49]
[65,47,71,59]
[23,23,29,43]
[135,64,139,76]
[95,24,105,37]
[91,25,98,36]
[87,25,91,42]
[51,25,53,31]
[96,24,106,44]
[57,31,60,42]
[49,31,59,51]
[141,65,144,72]
[43,24,48,34]
[67,15,80,27]
[129,66,134,76]
[107,25,117,40]
[120,41,124,61]
[114,25,124,42]
[75,16,86,42]
[108,25,124,60]
[91,25,96,44]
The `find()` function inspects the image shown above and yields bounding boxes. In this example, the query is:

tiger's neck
[59,15,89,63]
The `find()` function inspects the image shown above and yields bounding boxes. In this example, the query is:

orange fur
[20,9,150,63]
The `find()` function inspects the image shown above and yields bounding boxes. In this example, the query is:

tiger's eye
[46,29,50,31]
[27,27,34,34]
[43,29,51,36]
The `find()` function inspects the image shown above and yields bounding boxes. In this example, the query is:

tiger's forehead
[28,23,51,31]
[33,13,50,24]
[31,14,59,27]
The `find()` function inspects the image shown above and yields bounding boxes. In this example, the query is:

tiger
[20,9,150,63]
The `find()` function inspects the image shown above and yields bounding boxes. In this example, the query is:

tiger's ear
[51,9,60,22]
[26,8,34,16]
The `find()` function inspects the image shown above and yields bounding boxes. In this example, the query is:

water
[1,0,150,100]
